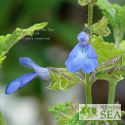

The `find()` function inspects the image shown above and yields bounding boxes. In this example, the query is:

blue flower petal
[19,57,50,79]
[87,44,97,59]
[81,59,98,73]
[5,72,37,94]
[20,72,37,88]
[65,58,82,73]
[5,79,21,95]
[19,57,39,70]
[68,43,80,58]
[35,67,50,80]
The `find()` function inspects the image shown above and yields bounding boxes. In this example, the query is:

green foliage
[47,67,84,91]
[120,40,125,52]
[0,22,48,66]
[68,113,83,125]
[95,55,122,72]
[90,55,124,83]
[119,67,125,77]
[48,97,82,125]
[48,101,70,120]
[95,69,123,82]
[78,0,91,6]
[90,35,125,82]
[92,16,110,37]
[96,0,125,42]
[83,120,93,125]
[96,0,117,27]
[91,35,124,65]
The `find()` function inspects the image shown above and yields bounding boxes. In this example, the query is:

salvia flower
[65,32,98,73]
[5,57,50,94]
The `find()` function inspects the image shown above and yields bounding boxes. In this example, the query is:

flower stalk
[85,0,95,104]
[85,74,92,104]
[108,81,117,104]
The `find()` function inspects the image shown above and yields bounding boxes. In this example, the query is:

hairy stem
[88,0,94,28]
[108,81,117,104]
[0,111,7,125]
[85,74,92,104]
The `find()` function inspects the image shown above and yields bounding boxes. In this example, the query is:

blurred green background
[0,0,125,125]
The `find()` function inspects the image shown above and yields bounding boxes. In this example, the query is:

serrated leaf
[0,22,48,66]
[96,0,125,42]
[78,0,91,6]
[91,35,124,65]
[92,16,110,37]
[110,5,125,31]
[48,102,70,120]
[96,0,117,27]
[47,67,82,91]
[49,97,80,125]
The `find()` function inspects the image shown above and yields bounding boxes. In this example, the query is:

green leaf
[0,22,48,66]
[68,112,83,125]
[47,67,83,91]
[48,102,70,121]
[90,55,124,83]
[90,36,125,83]
[92,16,110,37]
[96,0,117,27]
[96,0,125,42]
[60,73,80,91]
[95,55,122,72]
[91,35,124,65]
[119,67,125,77]
[83,120,93,125]
[110,5,125,31]
[121,111,125,117]
[95,69,123,82]
[48,97,80,125]
[78,0,91,6]
[119,40,125,52]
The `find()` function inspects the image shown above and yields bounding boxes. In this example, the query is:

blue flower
[5,57,50,94]
[65,32,98,73]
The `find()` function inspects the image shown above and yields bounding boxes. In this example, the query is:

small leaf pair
[47,67,81,91]
[92,16,110,37]
[90,55,124,83]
